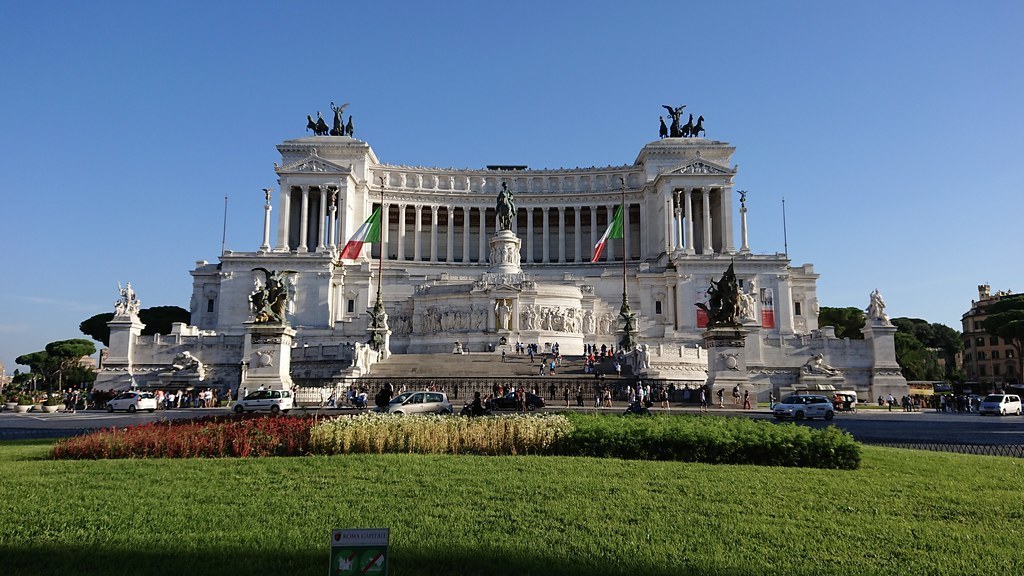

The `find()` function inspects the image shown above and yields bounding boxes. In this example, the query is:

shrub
[551,413,861,469]
[309,413,574,456]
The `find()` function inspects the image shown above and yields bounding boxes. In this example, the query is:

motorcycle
[623,400,651,416]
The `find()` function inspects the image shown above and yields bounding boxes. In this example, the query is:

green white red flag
[339,206,382,260]
[592,204,623,262]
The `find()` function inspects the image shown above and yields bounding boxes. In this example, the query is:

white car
[233,389,293,415]
[106,391,158,413]
[773,394,835,421]
[380,391,453,415]
[978,394,1022,416]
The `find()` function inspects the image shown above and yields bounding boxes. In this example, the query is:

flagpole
[367,176,389,355]
[618,177,635,352]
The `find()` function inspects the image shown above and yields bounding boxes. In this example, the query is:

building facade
[962,284,1020,388]
[97,129,907,401]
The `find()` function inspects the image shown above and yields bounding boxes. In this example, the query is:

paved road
[3,405,1024,446]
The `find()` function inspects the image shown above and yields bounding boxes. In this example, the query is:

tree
[79,306,191,346]
[983,295,1024,385]
[817,307,865,339]
[892,317,963,381]
[43,339,96,392]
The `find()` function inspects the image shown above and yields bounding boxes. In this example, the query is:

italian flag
[592,204,623,262]
[339,206,382,260]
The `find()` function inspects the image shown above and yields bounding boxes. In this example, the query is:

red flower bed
[51,414,319,459]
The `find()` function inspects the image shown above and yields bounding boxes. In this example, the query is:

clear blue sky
[2,0,1022,374]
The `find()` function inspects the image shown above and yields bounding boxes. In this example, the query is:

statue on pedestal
[249,268,296,324]
[866,289,890,324]
[695,263,741,327]
[114,282,141,316]
[170,351,206,380]
[494,300,511,331]
[802,353,841,377]
[496,182,517,231]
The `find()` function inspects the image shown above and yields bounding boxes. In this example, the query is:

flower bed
[309,412,572,456]
[51,415,316,459]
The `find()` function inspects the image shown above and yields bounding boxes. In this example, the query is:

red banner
[760,287,775,329]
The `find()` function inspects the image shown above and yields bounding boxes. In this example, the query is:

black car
[487,391,545,411]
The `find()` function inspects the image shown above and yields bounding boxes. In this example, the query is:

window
[1008,349,1015,359]
[977,351,985,360]
[976,337,985,346]
[990,336,1000,346]
[964,339,971,349]
[655,301,663,315]
[964,353,971,362]
[347,299,355,314]
[979,366,987,376]
[993,365,1001,376]
[207,298,215,313]
[992,350,1000,360]
[794,302,802,316]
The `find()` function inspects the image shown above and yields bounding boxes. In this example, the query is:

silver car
[773,394,835,421]
[382,391,453,415]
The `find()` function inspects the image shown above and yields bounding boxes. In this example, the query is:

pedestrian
[576,386,584,407]
[501,350,506,363]
[699,387,708,413]
[732,385,741,406]
[564,385,570,407]
[768,391,776,410]
[717,388,724,408]
[742,390,751,410]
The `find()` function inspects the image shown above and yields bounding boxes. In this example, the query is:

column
[684,189,694,255]
[623,202,631,261]
[557,207,566,263]
[541,207,550,263]
[430,205,439,262]
[397,204,406,261]
[276,187,291,251]
[674,190,683,250]
[462,206,471,263]
[740,203,750,253]
[721,185,737,254]
[526,208,534,263]
[701,187,712,255]
[413,205,423,261]
[573,207,582,262]
[260,194,273,252]
[317,187,328,251]
[478,207,487,263]
[328,199,337,249]
[590,206,598,261]
[298,186,310,252]
[446,206,454,263]
[605,204,615,261]
[664,196,673,254]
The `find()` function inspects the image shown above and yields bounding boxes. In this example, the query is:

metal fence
[870,442,1024,458]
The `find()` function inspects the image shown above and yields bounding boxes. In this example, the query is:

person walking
[699,387,708,413]
[563,385,570,407]
[742,390,751,410]
[717,388,724,408]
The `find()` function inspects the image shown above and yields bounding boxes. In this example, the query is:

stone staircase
[368,351,594,379]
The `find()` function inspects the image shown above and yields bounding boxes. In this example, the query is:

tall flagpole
[618,177,636,352]
[368,176,389,356]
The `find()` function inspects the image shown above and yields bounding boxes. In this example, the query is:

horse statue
[695,263,741,327]
[314,112,329,136]
[658,116,668,138]
[330,101,349,136]
[496,182,516,231]
[662,104,685,137]
[690,115,705,138]
[682,114,694,138]
[306,115,317,134]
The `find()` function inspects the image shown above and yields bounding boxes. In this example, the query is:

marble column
[430,205,439,262]
[298,186,310,252]
[740,202,750,253]
[605,204,615,261]
[413,205,423,261]
[446,206,454,263]
[701,187,712,255]
[462,206,471,263]
[590,206,598,261]
[397,204,406,260]
[557,207,566,263]
[684,189,694,255]
[573,207,582,263]
[381,202,390,259]
[623,202,631,261]
[260,195,272,252]
[276,187,291,251]
[526,208,534,263]
[317,187,328,251]
[478,207,487,263]
[542,207,550,263]
[328,199,337,249]
[674,190,683,250]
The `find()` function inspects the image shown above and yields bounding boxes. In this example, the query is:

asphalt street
[4,404,1024,446]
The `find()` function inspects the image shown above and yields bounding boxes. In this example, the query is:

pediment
[666,157,734,176]
[276,152,348,174]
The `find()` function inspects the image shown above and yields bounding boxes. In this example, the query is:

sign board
[330,528,389,575]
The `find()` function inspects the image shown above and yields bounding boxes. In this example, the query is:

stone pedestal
[106,313,145,367]
[861,321,909,400]
[703,326,749,395]
[488,229,522,274]
[242,323,296,391]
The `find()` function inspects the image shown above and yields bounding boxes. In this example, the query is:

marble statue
[115,282,141,316]
[802,353,841,377]
[170,351,206,380]
[866,289,889,324]
[495,300,511,331]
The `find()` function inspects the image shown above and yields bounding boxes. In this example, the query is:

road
[2,405,1024,447]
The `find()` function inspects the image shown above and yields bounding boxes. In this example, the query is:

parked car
[773,394,834,421]
[106,391,158,413]
[380,391,453,415]
[488,391,545,411]
[978,394,1022,416]
[233,389,294,415]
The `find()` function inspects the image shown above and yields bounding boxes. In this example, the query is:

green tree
[817,307,865,339]
[15,351,58,389]
[892,317,962,381]
[79,306,191,346]
[983,295,1024,384]
[44,339,96,392]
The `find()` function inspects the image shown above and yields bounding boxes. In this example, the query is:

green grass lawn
[1,439,1022,575]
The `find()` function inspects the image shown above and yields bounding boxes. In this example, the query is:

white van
[978,394,1022,416]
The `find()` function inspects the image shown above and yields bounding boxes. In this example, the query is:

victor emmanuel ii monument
[95,104,908,402]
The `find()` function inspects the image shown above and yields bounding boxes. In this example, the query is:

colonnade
[666,186,731,255]
[276,185,340,253]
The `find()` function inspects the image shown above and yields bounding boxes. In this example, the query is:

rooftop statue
[866,288,890,324]
[695,263,741,327]
[496,181,517,231]
[330,101,349,136]
[661,104,686,137]
[249,268,297,324]
[114,281,141,317]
